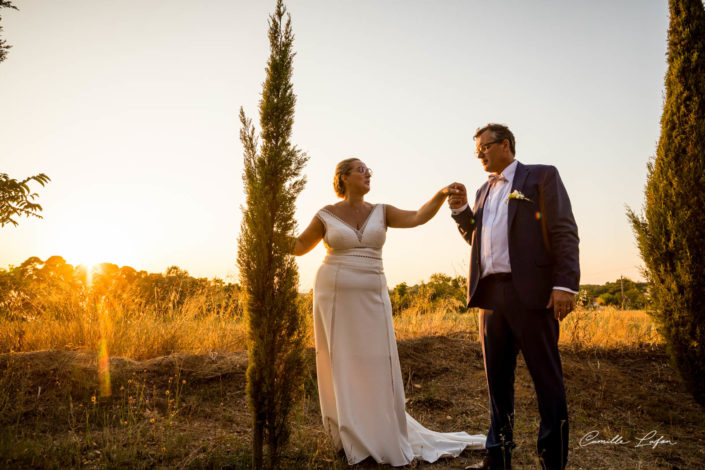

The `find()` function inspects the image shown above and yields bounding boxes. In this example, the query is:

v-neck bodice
[316,204,387,260]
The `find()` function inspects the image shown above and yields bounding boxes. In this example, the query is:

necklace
[341,203,369,229]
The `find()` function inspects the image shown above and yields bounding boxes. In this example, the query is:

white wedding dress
[313,203,485,466]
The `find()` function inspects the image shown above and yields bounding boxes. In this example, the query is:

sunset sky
[1,0,668,290]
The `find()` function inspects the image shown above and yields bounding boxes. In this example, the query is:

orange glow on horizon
[55,219,136,270]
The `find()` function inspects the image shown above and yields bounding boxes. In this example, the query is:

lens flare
[98,338,111,397]
[97,299,113,397]
[535,211,542,220]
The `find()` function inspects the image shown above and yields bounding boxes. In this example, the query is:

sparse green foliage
[0,0,18,64]
[0,5,51,227]
[389,276,650,314]
[628,0,705,405]
[580,278,648,309]
[0,173,51,228]
[236,1,308,468]
[389,274,467,315]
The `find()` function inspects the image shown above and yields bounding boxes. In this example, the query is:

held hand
[446,182,467,210]
[440,183,460,196]
[546,289,576,321]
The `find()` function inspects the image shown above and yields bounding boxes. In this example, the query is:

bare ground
[1,333,703,469]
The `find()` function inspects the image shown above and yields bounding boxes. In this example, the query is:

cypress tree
[237,1,308,468]
[628,0,705,406]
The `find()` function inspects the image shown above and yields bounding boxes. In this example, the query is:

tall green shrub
[628,0,705,406]
[237,1,308,467]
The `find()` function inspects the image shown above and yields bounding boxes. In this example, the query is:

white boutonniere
[506,189,533,204]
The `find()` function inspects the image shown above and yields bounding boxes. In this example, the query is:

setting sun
[55,219,135,269]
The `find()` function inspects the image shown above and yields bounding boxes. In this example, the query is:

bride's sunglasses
[352,166,373,176]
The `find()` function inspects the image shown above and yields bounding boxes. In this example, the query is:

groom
[449,124,579,470]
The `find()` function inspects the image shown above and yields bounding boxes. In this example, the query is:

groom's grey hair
[474,123,516,155]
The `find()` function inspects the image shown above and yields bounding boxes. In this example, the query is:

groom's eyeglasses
[353,166,373,176]
[475,141,500,156]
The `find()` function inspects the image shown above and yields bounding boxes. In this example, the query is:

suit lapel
[475,181,492,214]
[474,181,492,232]
[508,161,528,230]
[470,182,490,266]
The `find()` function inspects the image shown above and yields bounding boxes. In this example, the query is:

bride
[293,158,485,466]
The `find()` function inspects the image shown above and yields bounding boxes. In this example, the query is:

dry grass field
[1,305,703,469]
[0,300,659,358]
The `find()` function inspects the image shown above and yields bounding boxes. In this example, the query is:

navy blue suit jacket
[452,161,580,310]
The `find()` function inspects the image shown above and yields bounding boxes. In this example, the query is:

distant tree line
[0,256,242,320]
[2,260,649,321]
[388,275,648,314]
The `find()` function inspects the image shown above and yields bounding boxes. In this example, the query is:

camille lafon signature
[579,430,676,449]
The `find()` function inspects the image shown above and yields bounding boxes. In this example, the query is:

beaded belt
[335,253,382,260]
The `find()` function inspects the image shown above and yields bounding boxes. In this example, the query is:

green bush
[628,0,705,406]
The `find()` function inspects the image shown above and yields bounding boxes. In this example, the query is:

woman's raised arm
[386,185,460,229]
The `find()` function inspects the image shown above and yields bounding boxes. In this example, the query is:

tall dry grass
[393,305,662,349]
[559,306,662,348]
[0,293,249,360]
[1,289,661,360]
[394,303,479,340]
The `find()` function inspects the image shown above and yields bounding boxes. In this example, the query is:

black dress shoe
[465,454,513,470]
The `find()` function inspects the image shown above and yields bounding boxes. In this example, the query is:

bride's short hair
[334,158,359,198]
